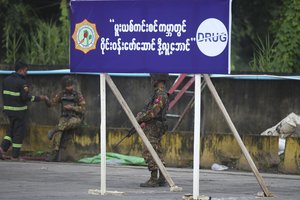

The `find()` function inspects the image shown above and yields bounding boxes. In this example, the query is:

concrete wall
[280,137,300,174]
[1,74,300,134]
[201,78,300,135]
[2,125,299,174]
[1,74,300,173]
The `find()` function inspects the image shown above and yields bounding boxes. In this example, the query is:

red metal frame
[168,76,195,111]
[168,74,187,95]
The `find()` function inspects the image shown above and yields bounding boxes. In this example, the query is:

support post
[105,74,182,192]
[193,74,201,199]
[203,74,272,197]
[100,74,106,195]
[88,74,124,196]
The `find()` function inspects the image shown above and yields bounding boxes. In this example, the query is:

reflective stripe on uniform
[31,96,35,102]
[3,90,20,96]
[3,105,28,111]
[12,143,22,148]
[4,136,12,142]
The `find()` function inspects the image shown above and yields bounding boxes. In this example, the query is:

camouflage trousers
[142,121,166,171]
[52,116,82,150]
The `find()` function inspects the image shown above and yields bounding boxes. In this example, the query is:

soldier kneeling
[45,75,86,161]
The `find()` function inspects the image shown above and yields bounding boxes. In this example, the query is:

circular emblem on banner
[196,18,228,57]
[72,19,100,54]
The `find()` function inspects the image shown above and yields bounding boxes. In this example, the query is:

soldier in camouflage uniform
[45,75,86,161]
[136,74,169,187]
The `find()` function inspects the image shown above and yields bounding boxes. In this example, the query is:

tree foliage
[1,2,36,64]
[249,34,275,72]
[233,0,300,73]
[270,0,300,72]
[0,0,69,66]
[232,0,282,71]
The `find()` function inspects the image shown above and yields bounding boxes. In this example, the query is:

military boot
[158,170,167,187]
[48,128,59,140]
[45,150,59,162]
[140,170,159,187]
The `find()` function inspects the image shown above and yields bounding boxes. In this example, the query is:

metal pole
[193,74,201,199]
[100,74,106,195]
[203,74,272,197]
[88,74,123,196]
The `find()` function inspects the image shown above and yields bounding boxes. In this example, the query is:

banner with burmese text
[70,0,231,74]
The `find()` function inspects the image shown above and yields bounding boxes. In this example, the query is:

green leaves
[2,2,35,64]
[248,0,300,73]
[231,0,282,70]
[23,20,68,65]
[1,0,69,66]
[271,0,300,72]
[250,34,276,72]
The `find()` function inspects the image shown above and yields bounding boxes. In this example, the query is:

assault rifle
[112,127,137,151]
[112,90,169,151]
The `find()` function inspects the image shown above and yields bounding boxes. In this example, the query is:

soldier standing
[0,61,48,160]
[45,75,85,161]
[136,73,169,187]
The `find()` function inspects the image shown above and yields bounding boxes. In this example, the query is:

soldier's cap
[15,61,28,72]
[150,73,169,82]
[61,75,74,87]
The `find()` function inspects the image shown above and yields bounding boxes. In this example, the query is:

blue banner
[70,0,231,74]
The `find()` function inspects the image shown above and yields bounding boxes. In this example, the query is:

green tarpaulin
[78,152,146,166]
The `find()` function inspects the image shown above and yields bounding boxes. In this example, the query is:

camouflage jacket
[136,85,168,123]
[46,90,85,118]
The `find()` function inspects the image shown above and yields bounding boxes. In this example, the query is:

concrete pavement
[0,160,299,200]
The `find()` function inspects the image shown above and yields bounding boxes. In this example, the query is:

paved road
[0,160,299,200]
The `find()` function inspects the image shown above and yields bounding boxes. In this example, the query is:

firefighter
[45,75,85,161]
[136,73,169,187]
[0,61,48,160]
